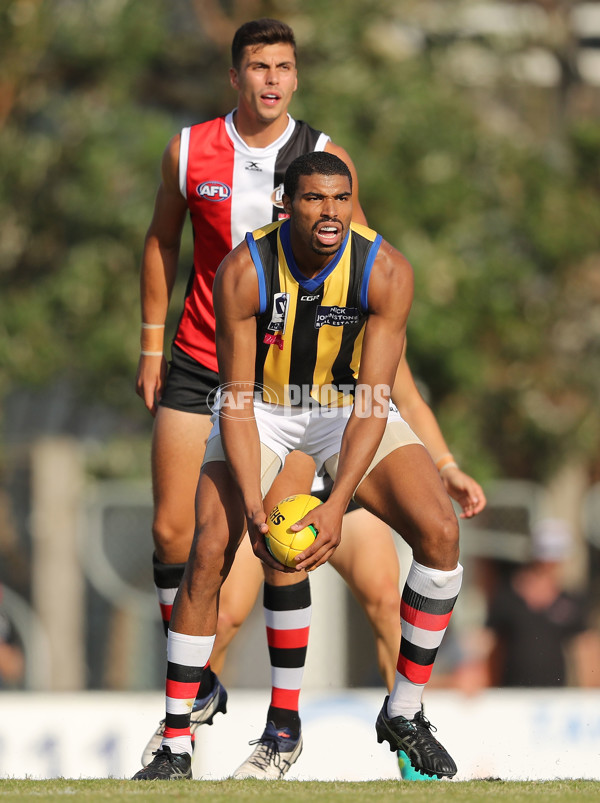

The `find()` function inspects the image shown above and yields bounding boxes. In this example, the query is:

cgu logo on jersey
[196,181,232,201]
[315,306,361,328]
[263,292,289,350]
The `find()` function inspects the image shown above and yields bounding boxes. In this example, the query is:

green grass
[0,780,599,802]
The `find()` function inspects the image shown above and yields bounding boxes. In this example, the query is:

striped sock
[264,578,311,735]
[389,560,463,719]
[153,553,185,636]
[153,555,218,700]
[162,630,215,755]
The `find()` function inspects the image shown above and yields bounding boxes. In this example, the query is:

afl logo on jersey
[197,181,231,201]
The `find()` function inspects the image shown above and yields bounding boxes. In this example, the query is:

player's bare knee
[151,515,192,558]
[216,608,243,644]
[365,584,400,630]
[418,512,460,568]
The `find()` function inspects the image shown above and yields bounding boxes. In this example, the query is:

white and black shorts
[203,399,423,498]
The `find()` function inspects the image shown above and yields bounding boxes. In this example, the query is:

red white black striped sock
[389,560,463,719]
[264,578,311,735]
[153,555,218,701]
[162,630,215,755]
[152,553,185,636]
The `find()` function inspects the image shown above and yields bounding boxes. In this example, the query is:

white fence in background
[0,689,599,782]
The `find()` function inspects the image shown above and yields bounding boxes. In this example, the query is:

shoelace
[151,747,178,765]
[415,712,437,733]
[391,712,440,756]
[412,715,447,761]
[246,736,282,770]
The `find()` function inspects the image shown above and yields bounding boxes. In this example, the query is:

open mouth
[261,92,281,105]
[315,223,341,246]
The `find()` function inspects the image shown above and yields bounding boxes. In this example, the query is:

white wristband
[141,323,165,354]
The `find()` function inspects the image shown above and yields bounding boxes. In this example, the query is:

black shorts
[159,344,219,415]
[312,473,360,514]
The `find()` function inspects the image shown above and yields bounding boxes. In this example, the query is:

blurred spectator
[484,519,600,688]
[0,585,25,689]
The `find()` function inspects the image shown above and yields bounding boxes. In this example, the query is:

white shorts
[203,400,423,497]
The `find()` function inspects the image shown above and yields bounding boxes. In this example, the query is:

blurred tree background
[1,0,599,486]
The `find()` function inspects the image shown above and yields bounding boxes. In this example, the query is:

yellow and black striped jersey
[246,219,382,407]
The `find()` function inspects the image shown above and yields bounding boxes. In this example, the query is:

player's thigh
[218,533,264,627]
[330,508,400,607]
[264,450,316,509]
[355,443,458,567]
[262,451,315,587]
[151,407,213,548]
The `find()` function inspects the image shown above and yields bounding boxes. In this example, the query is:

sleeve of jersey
[359,233,383,312]
[315,132,331,151]
[178,127,191,199]
[245,232,268,315]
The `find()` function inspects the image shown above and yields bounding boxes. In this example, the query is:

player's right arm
[212,246,285,572]
[135,134,188,415]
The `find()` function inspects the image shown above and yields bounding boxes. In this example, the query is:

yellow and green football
[265,494,322,568]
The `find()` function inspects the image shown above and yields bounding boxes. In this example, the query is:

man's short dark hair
[231,18,296,70]
[284,152,353,201]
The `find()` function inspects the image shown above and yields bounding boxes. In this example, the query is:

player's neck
[232,108,290,148]
[290,238,339,279]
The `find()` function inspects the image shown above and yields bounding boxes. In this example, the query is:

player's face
[284,173,353,264]
[230,43,298,125]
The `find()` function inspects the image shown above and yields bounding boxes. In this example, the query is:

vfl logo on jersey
[196,181,231,201]
[315,306,361,328]
[267,293,290,334]
[264,293,289,349]
[270,182,285,209]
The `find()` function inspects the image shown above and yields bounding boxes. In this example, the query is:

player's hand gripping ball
[265,494,322,568]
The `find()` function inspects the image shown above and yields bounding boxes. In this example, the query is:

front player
[133,152,461,781]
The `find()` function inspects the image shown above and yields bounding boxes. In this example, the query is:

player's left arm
[294,241,413,570]
[392,348,487,518]
[325,141,368,225]
[331,240,413,509]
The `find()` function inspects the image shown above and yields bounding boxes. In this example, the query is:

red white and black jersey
[174,112,330,372]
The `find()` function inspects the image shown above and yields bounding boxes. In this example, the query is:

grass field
[0,779,599,802]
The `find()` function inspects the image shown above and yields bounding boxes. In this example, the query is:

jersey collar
[225,111,296,155]
[279,219,350,292]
